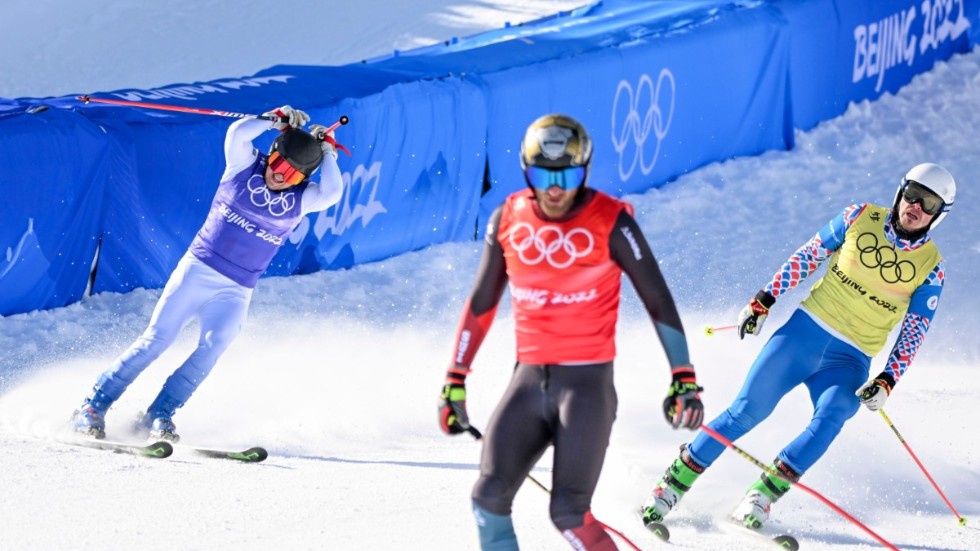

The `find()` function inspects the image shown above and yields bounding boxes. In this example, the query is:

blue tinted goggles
[524,165,587,191]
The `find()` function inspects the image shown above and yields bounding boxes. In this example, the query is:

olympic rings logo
[611,69,675,182]
[856,232,916,283]
[247,174,296,217]
[508,222,594,269]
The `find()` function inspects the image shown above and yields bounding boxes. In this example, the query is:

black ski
[184,445,268,463]
[61,437,174,458]
[643,520,671,542]
[720,519,800,550]
[637,507,671,543]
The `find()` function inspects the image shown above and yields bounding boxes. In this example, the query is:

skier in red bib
[438,114,703,550]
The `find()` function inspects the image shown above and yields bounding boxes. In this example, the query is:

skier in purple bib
[70,106,344,442]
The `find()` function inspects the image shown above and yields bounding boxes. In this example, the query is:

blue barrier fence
[1,0,977,316]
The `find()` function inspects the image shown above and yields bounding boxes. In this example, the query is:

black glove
[438,367,471,435]
[738,290,776,339]
[663,365,704,430]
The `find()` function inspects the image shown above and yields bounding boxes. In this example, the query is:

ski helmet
[270,128,323,178]
[893,163,956,229]
[520,114,592,190]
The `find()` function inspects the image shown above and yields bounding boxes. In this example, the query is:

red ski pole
[879,409,967,526]
[700,425,899,550]
[76,95,350,131]
[78,95,284,121]
[703,324,737,336]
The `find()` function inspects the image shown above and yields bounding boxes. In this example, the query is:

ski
[636,508,671,543]
[184,445,268,463]
[719,519,800,550]
[60,437,174,458]
[642,520,671,542]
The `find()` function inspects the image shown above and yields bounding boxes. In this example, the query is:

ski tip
[147,441,175,458]
[242,446,268,463]
[644,521,670,542]
[772,534,799,551]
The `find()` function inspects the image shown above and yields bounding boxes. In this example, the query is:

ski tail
[61,437,174,458]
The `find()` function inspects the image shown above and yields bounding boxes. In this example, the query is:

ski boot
[641,444,705,526]
[733,458,800,529]
[70,403,107,439]
[134,412,180,443]
[149,418,180,443]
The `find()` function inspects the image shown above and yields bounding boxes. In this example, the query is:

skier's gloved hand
[309,124,338,160]
[856,373,895,411]
[438,366,471,435]
[663,365,704,430]
[738,290,776,339]
[265,105,310,131]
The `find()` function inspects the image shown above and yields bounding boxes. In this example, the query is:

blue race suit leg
[779,349,867,472]
[687,310,870,475]
[90,256,207,408]
[145,283,251,419]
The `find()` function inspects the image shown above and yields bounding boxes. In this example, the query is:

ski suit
[687,203,944,475]
[452,188,691,539]
[85,118,343,421]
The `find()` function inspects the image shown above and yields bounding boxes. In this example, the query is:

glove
[439,383,469,435]
[309,124,338,159]
[738,290,776,339]
[438,366,471,435]
[856,373,895,411]
[264,105,310,131]
[663,365,704,430]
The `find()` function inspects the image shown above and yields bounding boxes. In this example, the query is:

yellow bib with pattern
[801,206,939,356]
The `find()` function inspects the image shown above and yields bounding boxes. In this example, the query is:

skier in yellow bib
[640,163,956,530]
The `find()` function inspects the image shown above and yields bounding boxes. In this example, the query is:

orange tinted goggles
[268,151,307,186]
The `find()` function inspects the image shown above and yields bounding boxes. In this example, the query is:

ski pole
[704,324,737,336]
[466,426,642,550]
[878,408,967,526]
[78,95,284,121]
[700,425,899,550]
[76,95,351,130]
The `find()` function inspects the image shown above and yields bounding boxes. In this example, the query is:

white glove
[856,378,891,411]
[264,105,310,131]
[309,124,338,160]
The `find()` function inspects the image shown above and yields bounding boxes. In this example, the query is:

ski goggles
[268,151,307,186]
[901,180,946,215]
[524,165,587,191]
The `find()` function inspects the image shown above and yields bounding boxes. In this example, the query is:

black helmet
[270,129,323,176]
[520,114,593,170]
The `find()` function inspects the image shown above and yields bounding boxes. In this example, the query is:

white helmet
[894,163,956,229]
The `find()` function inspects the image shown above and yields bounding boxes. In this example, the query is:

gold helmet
[520,114,592,170]
[520,114,592,191]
